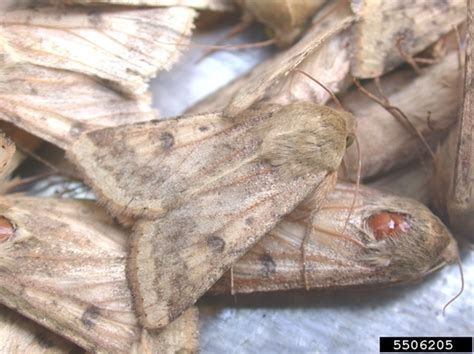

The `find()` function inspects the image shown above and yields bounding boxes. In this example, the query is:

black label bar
[380,337,472,352]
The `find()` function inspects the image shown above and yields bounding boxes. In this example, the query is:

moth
[55,0,236,11]
[68,100,356,329]
[433,0,473,239]
[236,0,328,48]
[0,305,84,354]
[0,62,155,150]
[189,1,354,115]
[341,50,462,181]
[209,182,458,294]
[0,196,199,353]
[0,4,196,95]
[351,0,466,78]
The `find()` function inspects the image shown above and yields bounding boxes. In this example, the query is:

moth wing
[0,197,139,352]
[0,305,80,353]
[0,197,202,353]
[222,11,354,117]
[351,0,466,78]
[58,0,235,11]
[69,108,277,217]
[0,63,154,149]
[128,166,328,328]
[0,6,196,94]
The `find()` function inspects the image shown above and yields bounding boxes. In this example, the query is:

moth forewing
[434,0,473,239]
[0,305,82,354]
[56,0,235,11]
[351,0,466,78]
[0,5,196,95]
[69,102,355,329]
[240,0,327,48]
[209,183,458,295]
[0,63,155,150]
[0,197,199,353]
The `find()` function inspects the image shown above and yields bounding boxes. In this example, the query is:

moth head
[357,196,458,282]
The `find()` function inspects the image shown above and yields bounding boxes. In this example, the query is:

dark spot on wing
[245,217,254,225]
[260,254,276,278]
[160,132,175,150]
[88,11,102,26]
[207,235,225,254]
[35,331,54,348]
[81,305,101,329]
[199,126,209,132]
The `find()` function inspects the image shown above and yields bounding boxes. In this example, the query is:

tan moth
[209,182,458,294]
[0,196,199,353]
[68,99,356,329]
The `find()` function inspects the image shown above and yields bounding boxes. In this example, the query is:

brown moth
[188,1,354,115]
[209,182,458,294]
[0,4,196,95]
[68,101,356,329]
[351,0,466,78]
[0,305,84,354]
[0,196,199,353]
[342,50,462,180]
[0,61,155,150]
[237,0,327,48]
[433,0,473,239]
[55,0,236,11]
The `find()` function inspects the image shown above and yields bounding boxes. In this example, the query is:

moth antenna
[442,256,464,316]
[293,69,346,111]
[353,77,436,161]
[342,135,362,235]
[396,35,422,74]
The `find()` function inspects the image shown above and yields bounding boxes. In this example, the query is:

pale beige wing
[222,8,354,117]
[351,0,466,78]
[0,197,201,353]
[129,169,327,328]
[210,183,458,294]
[0,5,196,95]
[0,305,82,354]
[59,0,235,11]
[0,63,154,149]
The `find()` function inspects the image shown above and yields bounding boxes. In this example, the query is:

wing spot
[207,235,225,254]
[199,126,209,132]
[160,132,175,150]
[260,254,276,278]
[245,217,254,225]
[81,305,101,329]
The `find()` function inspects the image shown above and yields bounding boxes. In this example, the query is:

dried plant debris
[434,0,473,239]
[0,197,199,353]
[238,0,328,48]
[342,51,462,180]
[0,305,83,354]
[189,2,355,115]
[57,0,236,11]
[351,0,466,78]
[68,102,355,328]
[0,62,155,150]
[0,5,196,95]
[209,182,458,294]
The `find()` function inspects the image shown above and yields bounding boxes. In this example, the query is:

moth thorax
[0,216,14,243]
[256,102,348,178]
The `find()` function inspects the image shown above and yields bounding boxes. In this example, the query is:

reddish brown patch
[0,216,14,243]
[367,212,410,240]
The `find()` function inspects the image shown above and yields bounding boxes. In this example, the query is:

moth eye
[346,135,355,148]
[367,211,410,241]
[0,216,14,243]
